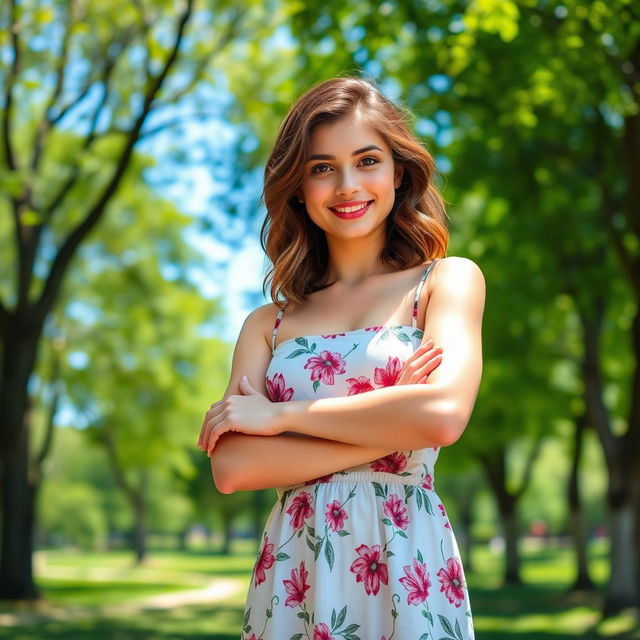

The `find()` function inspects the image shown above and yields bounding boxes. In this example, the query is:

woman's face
[296,112,404,239]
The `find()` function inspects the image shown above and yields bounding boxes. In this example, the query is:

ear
[295,189,305,203]
[394,163,405,190]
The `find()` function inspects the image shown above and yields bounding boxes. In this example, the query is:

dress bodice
[265,260,442,493]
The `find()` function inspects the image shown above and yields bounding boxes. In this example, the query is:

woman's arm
[206,303,440,493]
[213,431,428,494]
[273,257,485,449]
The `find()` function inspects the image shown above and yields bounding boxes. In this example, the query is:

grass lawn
[0,537,638,639]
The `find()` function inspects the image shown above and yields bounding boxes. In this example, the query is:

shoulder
[430,256,486,309]
[432,256,485,283]
[241,302,284,350]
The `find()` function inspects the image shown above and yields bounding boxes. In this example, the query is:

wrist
[274,399,307,434]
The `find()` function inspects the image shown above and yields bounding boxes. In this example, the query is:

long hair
[260,75,449,308]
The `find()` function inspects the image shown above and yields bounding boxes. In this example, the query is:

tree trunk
[132,496,147,565]
[0,426,40,600]
[567,412,594,591]
[479,440,541,586]
[604,494,638,614]
[0,325,42,600]
[502,504,521,585]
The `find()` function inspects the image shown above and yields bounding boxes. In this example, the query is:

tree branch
[32,0,195,328]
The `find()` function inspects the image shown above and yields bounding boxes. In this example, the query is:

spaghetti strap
[271,303,288,353]
[412,259,440,328]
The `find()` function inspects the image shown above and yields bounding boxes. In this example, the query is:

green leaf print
[372,482,387,499]
[417,548,424,564]
[438,613,456,637]
[314,538,324,560]
[455,618,464,640]
[305,536,315,552]
[325,537,335,571]
[307,526,316,537]
[382,517,393,526]
[313,380,320,393]
[276,552,290,561]
[337,529,350,536]
[289,634,304,640]
[286,348,310,359]
[416,490,423,510]
[295,337,310,348]
[333,605,347,629]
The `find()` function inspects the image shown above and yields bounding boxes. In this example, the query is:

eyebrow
[307,144,384,162]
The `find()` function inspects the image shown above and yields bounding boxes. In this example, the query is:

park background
[0,0,639,638]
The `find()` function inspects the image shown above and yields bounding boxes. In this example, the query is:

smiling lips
[329,200,373,219]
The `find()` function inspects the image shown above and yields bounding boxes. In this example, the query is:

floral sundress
[241,259,475,640]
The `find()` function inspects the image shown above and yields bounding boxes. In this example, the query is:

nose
[335,168,361,196]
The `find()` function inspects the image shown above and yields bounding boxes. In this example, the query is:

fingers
[197,400,223,448]
[412,350,443,382]
[395,341,443,387]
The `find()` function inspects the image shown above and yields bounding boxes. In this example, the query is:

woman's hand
[197,376,283,456]
[396,339,443,385]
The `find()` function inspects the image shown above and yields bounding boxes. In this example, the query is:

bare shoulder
[224,302,280,398]
[250,301,283,350]
[421,256,486,334]
[432,256,486,295]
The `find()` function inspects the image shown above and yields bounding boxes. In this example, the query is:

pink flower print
[370,451,408,474]
[399,557,432,605]
[374,356,404,387]
[304,472,334,486]
[350,543,389,596]
[321,333,346,339]
[437,557,466,607]
[304,350,347,385]
[283,560,311,607]
[286,491,314,530]
[383,494,409,530]
[253,535,275,587]
[438,503,451,529]
[313,623,335,640]
[266,372,294,402]
[346,375,375,395]
[325,500,348,532]
[422,472,433,490]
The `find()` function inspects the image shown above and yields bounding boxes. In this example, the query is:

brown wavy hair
[260,75,449,309]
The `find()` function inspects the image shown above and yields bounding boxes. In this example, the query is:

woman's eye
[310,157,379,175]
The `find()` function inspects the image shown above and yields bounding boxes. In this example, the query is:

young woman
[197,76,485,640]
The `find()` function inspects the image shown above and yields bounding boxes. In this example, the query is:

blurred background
[0,0,638,638]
